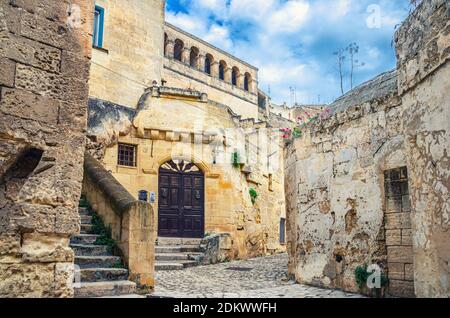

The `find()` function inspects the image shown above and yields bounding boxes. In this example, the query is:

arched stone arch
[190,46,199,68]
[155,153,210,175]
[244,72,252,92]
[232,66,240,87]
[205,53,214,75]
[174,38,184,62]
[219,60,227,81]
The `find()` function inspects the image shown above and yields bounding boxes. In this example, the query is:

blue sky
[165,0,411,105]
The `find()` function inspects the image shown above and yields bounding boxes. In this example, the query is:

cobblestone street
[152,253,364,298]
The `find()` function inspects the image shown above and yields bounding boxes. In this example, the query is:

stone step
[80,215,92,224]
[155,252,203,261]
[157,237,202,246]
[78,207,92,216]
[155,260,199,271]
[75,255,122,269]
[156,245,201,254]
[81,224,92,233]
[71,244,110,256]
[71,234,99,245]
[74,281,136,298]
[76,268,129,282]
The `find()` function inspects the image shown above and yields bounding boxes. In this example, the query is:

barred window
[118,144,137,167]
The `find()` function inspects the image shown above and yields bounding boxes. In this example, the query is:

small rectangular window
[280,218,286,244]
[93,6,104,48]
[118,144,137,167]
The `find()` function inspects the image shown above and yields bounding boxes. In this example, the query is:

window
[118,144,137,167]
[232,67,239,86]
[280,218,286,244]
[93,6,105,48]
[174,39,184,62]
[205,54,213,75]
[244,73,252,92]
[219,60,226,80]
[190,46,199,68]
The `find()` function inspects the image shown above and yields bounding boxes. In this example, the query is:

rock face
[0,0,93,297]
[284,0,449,298]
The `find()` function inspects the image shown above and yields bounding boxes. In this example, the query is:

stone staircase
[70,205,142,298]
[155,238,205,270]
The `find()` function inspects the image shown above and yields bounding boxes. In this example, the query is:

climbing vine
[249,188,258,205]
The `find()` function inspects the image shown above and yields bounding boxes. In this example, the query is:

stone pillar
[182,47,190,64]
[0,0,93,298]
[198,54,205,72]
[224,67,232,83]
[211,61,219,78]
[165,40,174,59]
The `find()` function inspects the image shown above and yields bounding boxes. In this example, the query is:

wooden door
[158,160,204,238]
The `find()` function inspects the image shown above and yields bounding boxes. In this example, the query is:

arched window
[174,39,184,62]
[205,54,213,75]
[232,67,240,86]
[219,60,226,81]
[164,33,168,57]
[190,46,199,68]
[244,72,252,92]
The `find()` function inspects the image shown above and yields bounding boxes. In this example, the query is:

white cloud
[166,0,410,104]
[267,1,310,34]
[204,25,234,50]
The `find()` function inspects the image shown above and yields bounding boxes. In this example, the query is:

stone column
[224,67,232,83]
[211,61,219,78]
[198,54,205,72]
[182,47,190,64]
[165,40,174,59]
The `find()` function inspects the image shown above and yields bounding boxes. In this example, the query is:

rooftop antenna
[294,87,297,106]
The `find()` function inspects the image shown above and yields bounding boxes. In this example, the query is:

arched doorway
[158,159,205,238]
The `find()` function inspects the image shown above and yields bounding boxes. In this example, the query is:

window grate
[118,144,137,167]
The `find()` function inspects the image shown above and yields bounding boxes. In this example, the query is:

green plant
[90,213,118,254]
[231,151,241,168]
[354,264,388,290]
[79,195,89,208]
[112,260,127,269]
[249,188,258,205]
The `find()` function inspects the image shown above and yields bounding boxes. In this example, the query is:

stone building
[285,0,449,298]
[86,0,287,262]
[0,0,93,297]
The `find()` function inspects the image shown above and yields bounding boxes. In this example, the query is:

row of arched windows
[165,34,253,93]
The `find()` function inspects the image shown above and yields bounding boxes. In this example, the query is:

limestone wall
[0,0,92,297]
[88,87,286,259]
[394,0,449,298]
[285,71,404,296]
[82,154,154,288]
[285,0,449,298]
[88,0,165,109]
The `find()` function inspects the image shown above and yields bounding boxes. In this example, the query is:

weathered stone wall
[285,0,449,298]
[0,0,92,297]
[82,154,154,288]
[285,70,403,296]
[88,0,165,109]
[394,0,449,298]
